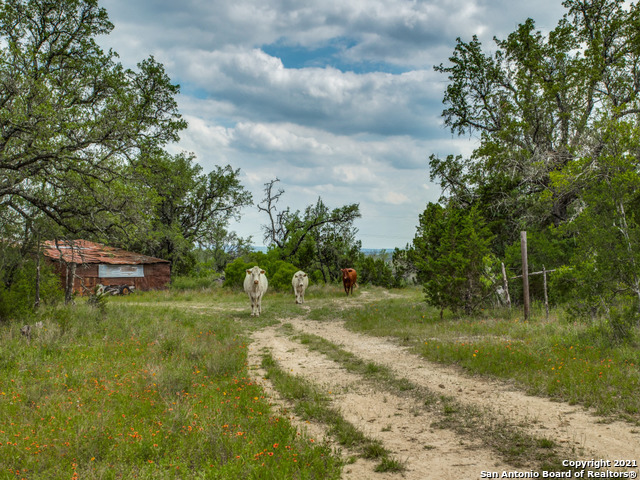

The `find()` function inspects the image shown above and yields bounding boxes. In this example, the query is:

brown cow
[341,268,357,296]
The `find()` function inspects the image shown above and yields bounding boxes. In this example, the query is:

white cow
[244,266,268,316]
[292,270,309,304]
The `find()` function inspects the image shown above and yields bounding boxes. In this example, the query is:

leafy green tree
[552,118,640,320]
[411,203,446,287]
[413,204,496,317]
[0,0,186,242]
[191,229,253,276]
[1,0,269,304]
[432,0,640,248]
[128,152,252,274]
[424,0,640,324]
[0,257,63,321]
[307,214,362,283]
[0,200,67,309]
[391,245,417,287]
[258,179,361,282]
[356,253,395,288]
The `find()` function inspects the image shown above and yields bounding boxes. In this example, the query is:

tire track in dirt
[248,324,511,480]
[286,317,640,464]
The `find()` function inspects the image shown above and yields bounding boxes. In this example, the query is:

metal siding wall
[47,260,170,295]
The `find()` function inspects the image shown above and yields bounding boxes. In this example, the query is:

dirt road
[246,297,640,479]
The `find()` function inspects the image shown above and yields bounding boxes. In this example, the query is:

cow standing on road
[292,271,309,304]
[244,266,268,316]
[341,268,357,296]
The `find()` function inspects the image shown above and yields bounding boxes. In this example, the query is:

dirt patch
[247,309,640,479]
[248,325,509,479]
[288,317,640,462]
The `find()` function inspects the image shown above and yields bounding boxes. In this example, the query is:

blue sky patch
[262,38,408,75]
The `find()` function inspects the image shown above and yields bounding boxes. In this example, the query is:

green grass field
[332,288,640,422]
[1,283,639,479]
[0,287,341,480]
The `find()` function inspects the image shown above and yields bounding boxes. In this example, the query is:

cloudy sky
[99,0,566,249]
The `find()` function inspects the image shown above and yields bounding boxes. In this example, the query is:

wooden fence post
[521,231,530,320]
[543,265,549,320]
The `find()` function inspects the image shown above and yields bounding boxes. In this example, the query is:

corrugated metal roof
[43,240,169,265]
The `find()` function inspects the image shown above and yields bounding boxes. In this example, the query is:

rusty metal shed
[43,240,171,295]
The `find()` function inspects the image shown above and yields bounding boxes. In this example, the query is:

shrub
[223,258,254,289]
[223,253,301,292]
[356,255,394,288]
[310,270,325,285]
[0,259,63,321]
[269,261,300,292]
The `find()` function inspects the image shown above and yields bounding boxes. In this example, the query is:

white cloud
[170,47,440,138]
[183,116,233,148]
[97,0,568,248]
[232,122,332,154]
[383,191,411,205]
[102,0,566,68]
[331,164,377,185]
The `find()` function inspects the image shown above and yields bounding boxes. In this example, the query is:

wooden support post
[543,265,549,320]
[501,262,511,309]
[65,262,77,305]
[34,235,41,310]
[521,231,530,320]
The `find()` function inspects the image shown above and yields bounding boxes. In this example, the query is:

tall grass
[293,329,563,470]
[333,289,640,422]
[0,294,342,479]
[5,282,639,478]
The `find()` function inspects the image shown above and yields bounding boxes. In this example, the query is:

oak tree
[0,0,186,239]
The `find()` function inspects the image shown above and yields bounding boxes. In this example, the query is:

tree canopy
[129,152,252,274]
[432,0,640,235]
[417,0,640,319]
[0,0,254,312]
[258,179,361,283]
[0,0,186,238]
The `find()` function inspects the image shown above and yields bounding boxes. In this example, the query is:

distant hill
[251,246,392,256]
[361,249,392,256]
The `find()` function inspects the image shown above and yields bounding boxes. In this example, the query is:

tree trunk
[521,231,530,321]
[616,201,640,320]
[34,236,41,310]
[65,262,77,305]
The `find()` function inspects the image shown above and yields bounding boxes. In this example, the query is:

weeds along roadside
[0,296,342,480]
[285,326,564,472]
[5,283,639,477]
[327,294,640,423]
